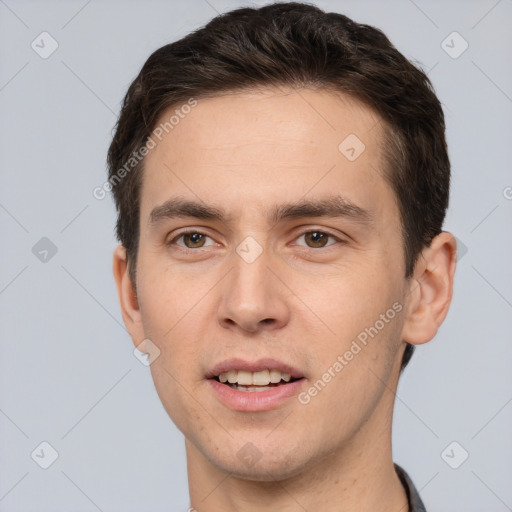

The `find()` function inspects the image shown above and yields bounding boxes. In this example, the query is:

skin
[113,87,457,511]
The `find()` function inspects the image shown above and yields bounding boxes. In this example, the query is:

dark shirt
[395,463,427,512]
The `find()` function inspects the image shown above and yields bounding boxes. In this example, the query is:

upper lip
[206,358,304,379]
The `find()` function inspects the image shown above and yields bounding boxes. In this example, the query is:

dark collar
[394,463,427,512]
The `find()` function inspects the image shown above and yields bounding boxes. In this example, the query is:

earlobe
[401,232,457,346]
[112,245,144,346]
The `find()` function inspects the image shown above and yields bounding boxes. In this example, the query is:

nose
[217,245,291,334]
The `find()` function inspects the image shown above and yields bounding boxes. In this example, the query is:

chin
[217,455,310,482]
[196,434,322,483]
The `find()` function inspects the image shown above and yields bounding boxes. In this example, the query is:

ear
[113,245,145,348]
[401,232,457,345]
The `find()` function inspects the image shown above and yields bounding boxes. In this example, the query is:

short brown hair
[107,2,450,370]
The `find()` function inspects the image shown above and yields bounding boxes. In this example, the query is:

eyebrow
[149,196,373,226]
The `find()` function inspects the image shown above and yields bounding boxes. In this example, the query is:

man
[108,2,457,510]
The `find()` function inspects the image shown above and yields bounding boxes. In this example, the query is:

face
[124,87,413,479]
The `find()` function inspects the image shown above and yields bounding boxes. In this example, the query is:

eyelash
[168,229,343,251]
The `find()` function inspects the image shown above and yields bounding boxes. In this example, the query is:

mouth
[206,359,306,411]
[213,369,302,392]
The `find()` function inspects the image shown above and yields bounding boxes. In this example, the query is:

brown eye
[171,232,214,249]
[182,232,206,248]
[302,231,332,248]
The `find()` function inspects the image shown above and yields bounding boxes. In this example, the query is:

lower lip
[208,378,305,412]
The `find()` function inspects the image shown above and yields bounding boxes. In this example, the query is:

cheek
[149,361,205,441]
[137,259,210,339]
[136,268,208,402]
[296,301,403,443]
[293,260,404,391]
[141,291,210,436]
[140,290,208,376]
[293,258,400,339]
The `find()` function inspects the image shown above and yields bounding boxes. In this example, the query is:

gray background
[1,0,511,510]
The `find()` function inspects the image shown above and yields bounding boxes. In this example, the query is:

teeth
[269,369,281,383]
[234,386,274,392]
[252,370,270,385]
[217,369,295,386]
[237,370,253,386]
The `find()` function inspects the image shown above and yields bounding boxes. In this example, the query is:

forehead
[148,87,383,165]
[140,87,394,225]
